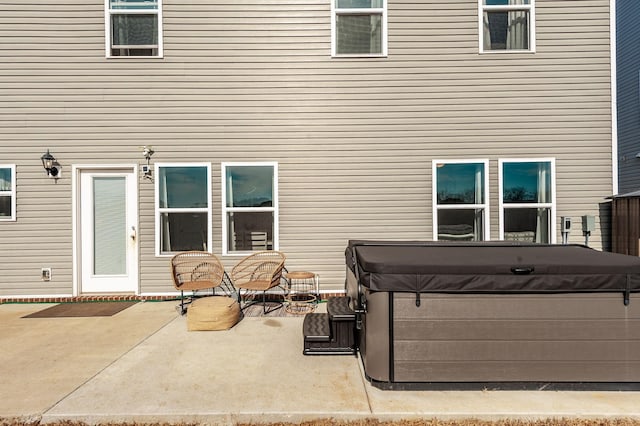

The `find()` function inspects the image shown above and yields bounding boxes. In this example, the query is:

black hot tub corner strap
[415,292,421,307]
[625,275,631,306]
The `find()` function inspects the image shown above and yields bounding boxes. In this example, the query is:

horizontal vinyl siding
[616,0,640,194]
[0,0,613,296]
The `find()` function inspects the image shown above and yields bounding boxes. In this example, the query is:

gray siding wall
[616,0,640,194]
[0,0,613,296]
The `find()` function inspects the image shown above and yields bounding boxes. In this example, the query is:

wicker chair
[231,250,286,314]
[170,251,227,315]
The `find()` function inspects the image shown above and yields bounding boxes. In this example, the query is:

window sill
[479,49,536,54]
[106,56,164,59]
[332,53,388,59]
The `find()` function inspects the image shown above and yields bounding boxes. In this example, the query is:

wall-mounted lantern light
[41,150,61,179]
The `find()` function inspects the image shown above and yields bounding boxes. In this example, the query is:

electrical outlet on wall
[41,268,52,281]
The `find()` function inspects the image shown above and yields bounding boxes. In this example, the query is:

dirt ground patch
[3,419,640,426]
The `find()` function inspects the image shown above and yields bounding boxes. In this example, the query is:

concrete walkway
[1,301,640,425]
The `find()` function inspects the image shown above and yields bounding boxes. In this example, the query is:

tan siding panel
[0,0,613,296]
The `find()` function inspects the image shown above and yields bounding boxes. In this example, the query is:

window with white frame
[332,0,387,57]
[433,160,489,241]
[155,164,211,255]
[0,165,15,221]
[499,159,555,243]
[106,0,162,57]
[222,163,278,255]
[480,0,534,52]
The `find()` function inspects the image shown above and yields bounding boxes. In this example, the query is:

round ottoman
[187,296,240,331]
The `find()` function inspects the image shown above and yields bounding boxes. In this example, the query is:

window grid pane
[503,161,551,204]
[110,0,158,9]
[225,166,274,208]
[112,14,158,47]
[336,14,383,55]
[0,196,11,217]
[484,0,529,5]
[0,168,12,191]
[336,0,383,8]
[436,163,485,205]
[483,10,529,50]
[160,212,208,253]
[159,166,208,209]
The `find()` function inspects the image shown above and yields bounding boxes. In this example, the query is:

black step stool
[303,296,356,355]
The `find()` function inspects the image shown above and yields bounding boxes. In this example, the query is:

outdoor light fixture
[141,145,154,180]
[40,150,61,179]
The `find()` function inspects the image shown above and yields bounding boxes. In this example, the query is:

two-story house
[0,0,616,300]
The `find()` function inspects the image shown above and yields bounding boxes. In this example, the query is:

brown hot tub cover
[346,241,640,304]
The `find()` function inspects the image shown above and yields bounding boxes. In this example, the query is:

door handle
[129,226,137,241]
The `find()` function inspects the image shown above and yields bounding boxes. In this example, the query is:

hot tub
[345,240,640,390]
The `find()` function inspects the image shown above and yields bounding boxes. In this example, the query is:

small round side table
[284,271,319,315]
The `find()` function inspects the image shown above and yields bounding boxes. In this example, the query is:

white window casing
[105,0,163,58]
[479,0,535,53]
[499,158,556,244]
[222,162,279,256]
[332,0,388,57]
[154,163,211,256]
[0,165,16,221]
[432,159,490,241]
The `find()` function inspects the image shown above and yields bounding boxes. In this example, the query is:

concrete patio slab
[1,301,639,425]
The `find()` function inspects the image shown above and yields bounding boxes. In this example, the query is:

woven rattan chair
[170,251,227,315]
[231,250,286,314]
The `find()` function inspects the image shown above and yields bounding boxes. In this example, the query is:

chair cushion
[187,296,240,331]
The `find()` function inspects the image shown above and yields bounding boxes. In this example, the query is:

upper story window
[106,0,162,58]
[433,160,489,241]
[222,162,278,255]
[155,164,211,255]
[0,165,15,221]
[480,0,534,53]
[332,0,387,57]
[499,159,555,243]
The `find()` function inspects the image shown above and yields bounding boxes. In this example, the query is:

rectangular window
[480,0,534,52]
[332,0,387,57]
[222,162,278,255]
[0,165,16,221]
[155,164,211,255]
[433,160,489,241]
[499,159,555,243]
[106,0,162,57]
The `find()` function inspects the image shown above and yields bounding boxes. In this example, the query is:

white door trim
[72,164,139,296]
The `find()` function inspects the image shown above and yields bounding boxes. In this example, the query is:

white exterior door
[78,169,138,294]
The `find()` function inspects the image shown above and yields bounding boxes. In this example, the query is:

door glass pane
[503,162,551,203]
[93,177,126,275]
[436,163,485,205]
[227,212,274,252]
[226,166,274,208]
[159,166,208,208]
[111,14,158,46]
[160,212,207,253]
[336,14,382,54]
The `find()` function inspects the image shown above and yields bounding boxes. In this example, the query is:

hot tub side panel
[346,265,392,382]
[392,293,640,383]
[361,290,391,383]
